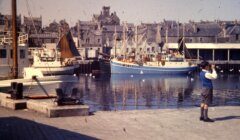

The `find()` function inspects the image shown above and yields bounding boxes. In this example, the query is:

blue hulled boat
[111,58,197,74]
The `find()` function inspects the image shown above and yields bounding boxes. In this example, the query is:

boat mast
[77,20,81,48]
[135,25,138,61]
[114,25,117,58]
[177,21,179,39]
[156,24,161,54]
[183,23,185,59]
[12,0,18,78]
[122,22,126,59]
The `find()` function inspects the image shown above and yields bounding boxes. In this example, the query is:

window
[0,49,7,58]
[147,48,150,52]
[20,49,25,59]
[152,47,155,52]
[86,38,90,44]
[199,38,203,42]
[98,39,100,43]
[44,39,51,43]
[236,34,239,40]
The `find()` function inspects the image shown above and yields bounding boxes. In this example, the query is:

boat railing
[40,57,56,62]
[0,34,28,45]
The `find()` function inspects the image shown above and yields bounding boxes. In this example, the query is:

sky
[0,0,240,26]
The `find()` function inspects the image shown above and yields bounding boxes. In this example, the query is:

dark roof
[102,25,123,32]
[191,23,222,37]
[226,25,240,35]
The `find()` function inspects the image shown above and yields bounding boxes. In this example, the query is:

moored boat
[30,31,80,75]
[0,67,78,88]
[111,57,197,74]
[110,24,197,74]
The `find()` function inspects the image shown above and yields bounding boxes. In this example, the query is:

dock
[0,92,89,118]
[27,99,89,117]
[0,106,239,140]
[0,93,26,110]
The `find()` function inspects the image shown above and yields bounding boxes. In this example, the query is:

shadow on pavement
[214,116,240,121]
[0,117,98,140]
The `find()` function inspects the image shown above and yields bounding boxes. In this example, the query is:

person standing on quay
[199,61,217,122]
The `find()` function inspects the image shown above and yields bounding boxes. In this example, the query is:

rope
[26,76,35,97]
[25,0,39,36]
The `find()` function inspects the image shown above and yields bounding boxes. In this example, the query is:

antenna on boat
[12,0,18,79]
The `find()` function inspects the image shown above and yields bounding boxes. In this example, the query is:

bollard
[10,82,18,99]
[55,88,64,106]
[10,82,23,100]
[16,83,23,99]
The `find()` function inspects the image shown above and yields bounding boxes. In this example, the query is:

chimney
[222,23,227,38]
[223,28,227,38]
[193,23,197,33]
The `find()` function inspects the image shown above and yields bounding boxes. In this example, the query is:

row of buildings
[71,6,240,59]
[1,6,240,59]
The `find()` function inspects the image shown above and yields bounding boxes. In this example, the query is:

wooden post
[12,0,18,78]
[197,49,200,61]
[212,49,215,61]
[228,49,230,61]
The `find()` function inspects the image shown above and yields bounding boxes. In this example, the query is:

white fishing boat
[0,0,78,88]
[31,32,80,75]
[0,67,78,88]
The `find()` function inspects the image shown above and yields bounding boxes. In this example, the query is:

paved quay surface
[0,106,240,140]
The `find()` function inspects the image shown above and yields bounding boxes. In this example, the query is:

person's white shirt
[202,69,217,80]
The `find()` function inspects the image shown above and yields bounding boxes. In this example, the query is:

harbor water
[1,74,240,112]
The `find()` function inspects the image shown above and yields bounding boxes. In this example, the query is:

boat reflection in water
[74,74,240,112]
[111,74,195,109]
[75,74,197,111]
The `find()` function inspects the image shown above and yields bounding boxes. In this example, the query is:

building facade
[23,16,42,34]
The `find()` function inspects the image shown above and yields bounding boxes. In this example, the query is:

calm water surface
[1,74,240,111]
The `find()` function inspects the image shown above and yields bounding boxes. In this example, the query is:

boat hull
[0,75,78,88]
[111,61,197,75]
[33,65,77,75]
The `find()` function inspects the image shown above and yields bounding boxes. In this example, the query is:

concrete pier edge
[0,92,89,117]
